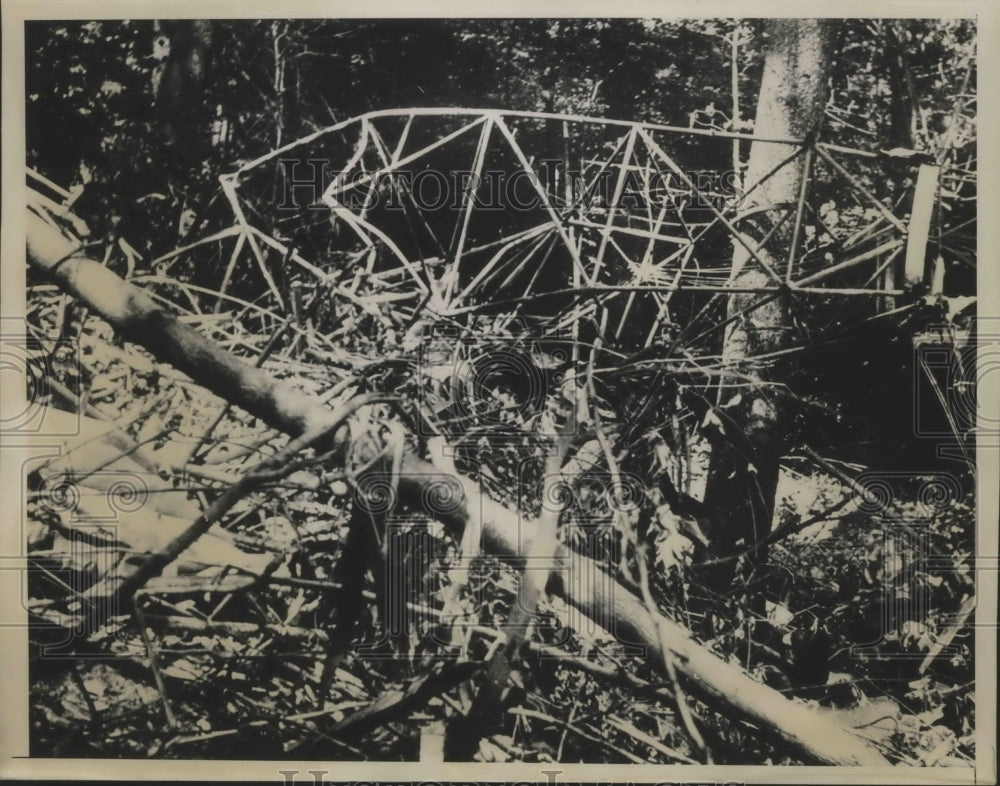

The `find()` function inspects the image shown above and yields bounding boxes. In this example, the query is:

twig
[802,446,892,514]
[585,336,632,578]
[134,592,178,729]
[430,426,480,653]
[694,493,854,568]
[919,594,976,674]
[636,543,710,762]
[607,713,697,763]
[68,662,102,732]
[527,639,673,698]
[556,678,583,761]
[164,701,367,751]
[140,613,331,644]
[85,392,396,611]
[507,706,644,763]
[332,660,483,739]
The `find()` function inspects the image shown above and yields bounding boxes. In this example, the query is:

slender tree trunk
[154,20,214,165]
[701,20,832,598]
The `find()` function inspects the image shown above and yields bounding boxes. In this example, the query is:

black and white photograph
[1,3,996,781]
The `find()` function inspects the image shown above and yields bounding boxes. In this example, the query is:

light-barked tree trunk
[701,20,833,596]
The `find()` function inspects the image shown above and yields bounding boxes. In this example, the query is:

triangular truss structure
[143,109,937,351]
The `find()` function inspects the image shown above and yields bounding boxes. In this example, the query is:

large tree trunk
[25,206,888,765]
[702,20,832,595]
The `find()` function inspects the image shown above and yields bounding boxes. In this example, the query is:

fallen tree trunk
[25,207,889,765]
